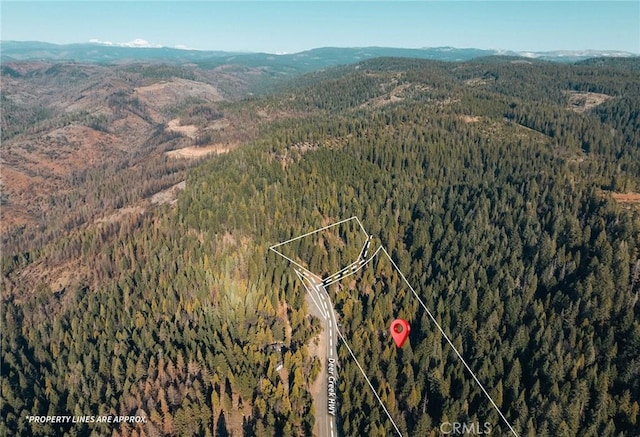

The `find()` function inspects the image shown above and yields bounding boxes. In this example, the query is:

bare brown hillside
[0,62,269,252]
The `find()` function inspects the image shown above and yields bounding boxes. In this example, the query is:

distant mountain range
[1,41,637,72]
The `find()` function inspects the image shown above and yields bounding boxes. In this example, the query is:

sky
[2,1,639,54]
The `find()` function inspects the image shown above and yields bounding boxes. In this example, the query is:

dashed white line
[269,216,361,250]
[276,220,518,437]
[296,270,327,319]
[363,238,371,258]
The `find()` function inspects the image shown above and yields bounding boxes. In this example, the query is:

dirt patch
[206,119,229,130]
[165,142,234,159]
[464,77,494,87]
[567,155,587,165]
[462,115,481,123]
[150,181,186,205]
[611,192,640,204]
[165,119,198,138]
[359,83,411,109]
[15,259,88,295]
[95,206,145,224]
[360,93,404,109]
[566,91,612,113]
[134,78,223,108]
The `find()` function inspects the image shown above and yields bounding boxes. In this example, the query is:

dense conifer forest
[2,56,639,436]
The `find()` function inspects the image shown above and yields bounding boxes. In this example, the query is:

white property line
[272,217,519,436]
[299,268,323,281]
[352,216,369,237]
[270,216,370,277]
[295,269,327,319]
[270,250,315,277]
[269,216,365,250]
[380,247,519,437]
[323,246,383,287]
[335,326,403,437]
[358,235,373,260]
[299,270,327,318]
[324,258,364,284]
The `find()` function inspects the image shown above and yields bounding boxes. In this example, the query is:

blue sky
[2,1,639,54]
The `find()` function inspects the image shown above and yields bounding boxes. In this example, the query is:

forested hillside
[2,57,639,436]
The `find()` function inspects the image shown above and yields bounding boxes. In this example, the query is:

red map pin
[390,319,410,348]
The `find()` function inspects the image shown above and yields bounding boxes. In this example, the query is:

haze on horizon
[2,1,639,55]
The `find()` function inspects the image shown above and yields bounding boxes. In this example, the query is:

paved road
[299,271,339,437]
[298,238,373,437]
[316,281,338,437]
